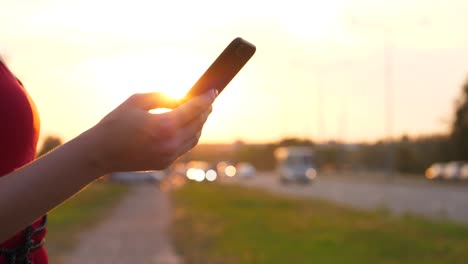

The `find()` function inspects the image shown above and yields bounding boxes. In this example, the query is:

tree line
[233,77,468,174]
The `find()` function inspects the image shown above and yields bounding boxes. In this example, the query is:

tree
[451,77,468,161]
[235,144,277,171]
[278,138,314,147]
[395,135,419,173]
[37,135,63,157]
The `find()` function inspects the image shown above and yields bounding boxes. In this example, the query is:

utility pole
[383,27,395,177]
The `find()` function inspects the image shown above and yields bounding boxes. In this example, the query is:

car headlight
[306,168,317,179]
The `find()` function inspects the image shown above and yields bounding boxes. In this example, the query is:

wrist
[74,127,111,178]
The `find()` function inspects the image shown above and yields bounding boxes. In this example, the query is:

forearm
[0,90,215,242]
[0,128,105,241]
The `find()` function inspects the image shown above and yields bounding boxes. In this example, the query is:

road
[59,185,181,264]
[225,172,468,224]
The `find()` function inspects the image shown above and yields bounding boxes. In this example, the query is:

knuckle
[128,93,143,103]
[203,110,211,121]
[185,133,201,151]
[197,116,208,129]
[191,136,200,148]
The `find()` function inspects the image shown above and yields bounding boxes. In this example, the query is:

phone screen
[184,37,256,100]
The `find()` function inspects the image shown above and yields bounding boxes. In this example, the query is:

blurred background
[4,0,468,263]
[9,0,468,184]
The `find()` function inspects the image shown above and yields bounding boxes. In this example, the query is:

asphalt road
[225,172,468,225]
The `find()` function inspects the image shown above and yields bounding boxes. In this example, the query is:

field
[172,182,468,264]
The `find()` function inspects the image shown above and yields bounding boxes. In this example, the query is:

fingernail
[204,89,217,100]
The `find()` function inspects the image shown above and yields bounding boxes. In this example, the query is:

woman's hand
[88,90,216,174]
[0,89,216,241]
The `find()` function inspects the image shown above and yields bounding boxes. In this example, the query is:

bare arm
[0,90,216,241]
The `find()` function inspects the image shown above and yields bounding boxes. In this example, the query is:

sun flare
[83,49,208,106]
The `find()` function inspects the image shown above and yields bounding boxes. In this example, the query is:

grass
[171,182,468,264]
[46,181,129,261]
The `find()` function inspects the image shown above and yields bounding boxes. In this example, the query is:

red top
[0,62,48,263]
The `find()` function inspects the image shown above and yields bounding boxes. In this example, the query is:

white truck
[274,146,317,184]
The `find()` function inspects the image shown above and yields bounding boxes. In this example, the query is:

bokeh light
[225,165,236,177]
[193,169,205,182]
[205,169,217,182]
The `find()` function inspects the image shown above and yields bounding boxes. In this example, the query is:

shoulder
[0,54,8,69]
[0,51,10,66]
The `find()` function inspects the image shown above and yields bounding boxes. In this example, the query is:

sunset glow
[2,0,468,144]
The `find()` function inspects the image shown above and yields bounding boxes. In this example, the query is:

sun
[84,50,206,108]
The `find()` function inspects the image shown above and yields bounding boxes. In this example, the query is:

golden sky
[2,0,468,144]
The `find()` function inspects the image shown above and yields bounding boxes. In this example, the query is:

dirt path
[59,184,182,264]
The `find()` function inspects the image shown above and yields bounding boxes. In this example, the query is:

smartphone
[184,37,256,100]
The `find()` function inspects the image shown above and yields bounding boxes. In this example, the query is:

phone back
[185,37,256,99]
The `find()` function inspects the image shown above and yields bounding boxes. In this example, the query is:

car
[110,171,164,184]
[236,162,256,179]
[274,147,317,184]
[425,161,468,181]
[185,161,218,182]
[425,163,445,180]
[216,161,236,178]
[441,161,463,180]
[460,163,468,180]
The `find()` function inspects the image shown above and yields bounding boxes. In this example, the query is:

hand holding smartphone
[183,37,256,101]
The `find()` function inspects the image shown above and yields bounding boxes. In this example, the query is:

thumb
[124,92,180,111]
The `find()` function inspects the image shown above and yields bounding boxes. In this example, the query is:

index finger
[166,89,216,128]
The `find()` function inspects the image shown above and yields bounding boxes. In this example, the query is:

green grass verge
[171,182,468,264]
[46,182,129,261]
